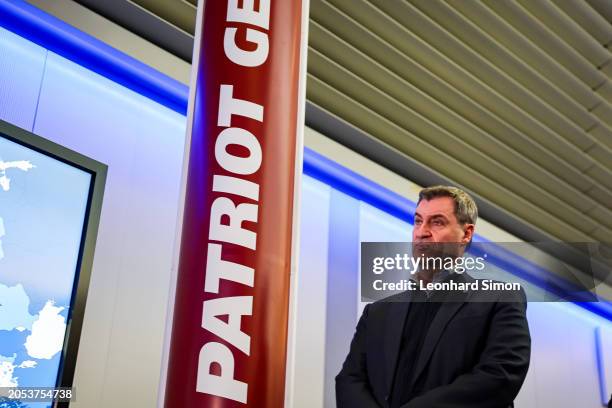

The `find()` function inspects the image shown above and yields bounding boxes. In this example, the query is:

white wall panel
[521,302,611,408]
[292,175,332,408]
[31,51,186,408]
[323,189,360,408]
[0,27,46,132]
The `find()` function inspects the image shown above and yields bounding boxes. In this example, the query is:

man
[336,186,531,408]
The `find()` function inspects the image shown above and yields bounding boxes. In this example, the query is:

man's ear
[462,224,475,245]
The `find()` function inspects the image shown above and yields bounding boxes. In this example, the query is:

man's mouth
[413,242,435,253]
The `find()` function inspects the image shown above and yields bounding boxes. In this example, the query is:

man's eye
[433,220,444,226]
[414,219,422,225]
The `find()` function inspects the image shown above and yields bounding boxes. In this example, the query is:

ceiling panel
[74,0,612,243]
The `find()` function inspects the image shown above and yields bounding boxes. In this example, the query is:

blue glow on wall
[0,25,46,131]
[596,325,612,405]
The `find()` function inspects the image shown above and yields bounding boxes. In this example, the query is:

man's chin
[412,250,441,260]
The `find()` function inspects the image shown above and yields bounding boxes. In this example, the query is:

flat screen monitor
[0,119,106,407]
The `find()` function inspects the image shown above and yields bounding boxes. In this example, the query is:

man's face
[412,197,474,257]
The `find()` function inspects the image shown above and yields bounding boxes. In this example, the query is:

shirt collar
[410,269,455,298]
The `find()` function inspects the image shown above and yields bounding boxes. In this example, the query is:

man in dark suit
[336,186,531,408]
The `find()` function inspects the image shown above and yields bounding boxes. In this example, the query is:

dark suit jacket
[336,273,531,408]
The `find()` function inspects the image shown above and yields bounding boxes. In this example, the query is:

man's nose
[413,223,432,239]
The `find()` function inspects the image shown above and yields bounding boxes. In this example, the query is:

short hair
[417,185,478,225]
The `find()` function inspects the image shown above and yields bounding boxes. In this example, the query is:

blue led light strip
[0,0,188,114]
[303,148,416,223]
[2,0,610,321]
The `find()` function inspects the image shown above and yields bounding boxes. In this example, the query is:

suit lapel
[383,292,411,396]
[409,273,475,388]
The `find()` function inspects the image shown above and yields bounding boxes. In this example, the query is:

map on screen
[0,134,92,407]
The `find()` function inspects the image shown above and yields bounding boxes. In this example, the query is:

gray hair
[417,185,478,225]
